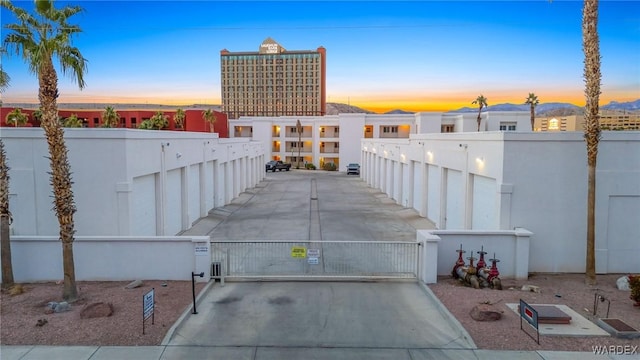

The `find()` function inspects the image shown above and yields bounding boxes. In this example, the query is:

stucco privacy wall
[5,236,211,282]
[362,131,640,274]
[2,128,265,236]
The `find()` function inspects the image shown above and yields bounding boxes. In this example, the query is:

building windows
[441,125,454,133]
[382,126,398,133]
[499,123,517,131]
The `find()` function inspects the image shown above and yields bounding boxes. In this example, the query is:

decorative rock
[125,280,143,289]
[80,302,114,319]
[54,301,71,313]
[617,276,630,291]
[46,301,69,313]
[521,285,540,293]
[470,304,502,322]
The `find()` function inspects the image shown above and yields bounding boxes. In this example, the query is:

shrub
[305,163,316,170]
[323,163,337,171]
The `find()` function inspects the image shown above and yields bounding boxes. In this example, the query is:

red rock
[80,302,114,319]
[470,304,502,321]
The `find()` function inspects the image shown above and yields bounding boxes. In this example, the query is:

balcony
[319,141,339,154]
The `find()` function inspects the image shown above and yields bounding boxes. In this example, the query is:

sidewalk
[0,344,621,360]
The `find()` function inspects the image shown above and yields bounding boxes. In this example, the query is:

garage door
[165,168,183,235]
[132,174,157,236]
[606,195,640,273]
[412,161,422,212]
[427,164,439,224]
[444,169,463,229]
[471,175,497,230]
[188,164,201,226]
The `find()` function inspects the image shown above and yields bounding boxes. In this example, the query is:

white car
[346,163,360,175]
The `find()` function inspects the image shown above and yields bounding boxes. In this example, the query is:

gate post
[418,230,440,284]
[192,237,211,283]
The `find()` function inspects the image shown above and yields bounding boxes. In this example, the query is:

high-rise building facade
[220,37,326,119]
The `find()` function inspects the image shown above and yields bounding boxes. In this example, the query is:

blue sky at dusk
[1,0,639,112]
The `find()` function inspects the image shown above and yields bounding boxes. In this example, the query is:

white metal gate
[210,241,421,280]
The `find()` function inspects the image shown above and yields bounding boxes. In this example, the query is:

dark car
[346,163,360,175]
[266,160,291,172]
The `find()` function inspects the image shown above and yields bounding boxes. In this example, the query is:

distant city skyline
[1,1,639,113]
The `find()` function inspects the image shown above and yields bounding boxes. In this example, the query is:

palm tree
[0,47,9,93]
[5,108,27,127]
[0,50,13,288]
[173,108,185,129]
[150,111,168,130]
[2,0,88,301]
[524,93,539,131]
[101,106,119,128]
[202,109,216,132]
[296,119,302,169]
[0,139,14,288]
[63,113,82,128]
[472,95,488,132]
[582,0,601,285]
[33,108,43,126]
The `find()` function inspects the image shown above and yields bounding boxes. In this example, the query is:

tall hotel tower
[220,38,326,119]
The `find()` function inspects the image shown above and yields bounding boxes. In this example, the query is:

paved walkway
[0,171,620,359]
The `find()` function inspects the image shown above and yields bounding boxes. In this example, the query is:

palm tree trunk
[0,139,14,288]
[530,107,535,131]
[583,0,601,285]
[298,136,301,169]
[0,215,12,288]
[39,57,78,301]
[476,109,481,132]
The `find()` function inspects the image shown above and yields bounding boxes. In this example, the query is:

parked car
[346,163,360,175]
[266,160,292,172]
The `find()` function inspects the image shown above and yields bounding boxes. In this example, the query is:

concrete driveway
[167,281,475,350]
[170,170,475,354]
[204,170,434,241]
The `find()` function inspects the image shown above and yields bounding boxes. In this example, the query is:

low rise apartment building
[534,111,640,132]
[230,111,530,170]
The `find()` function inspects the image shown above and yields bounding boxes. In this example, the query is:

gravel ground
[429,273,640,352]
[0,280,206,346]
[1,274,639,352]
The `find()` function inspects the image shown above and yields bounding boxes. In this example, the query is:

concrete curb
[160,280,217,345]
[417,281,478,349]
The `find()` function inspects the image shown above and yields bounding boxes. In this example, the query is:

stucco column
[498,183,514,230]
[193,237,211,283]
[514,227,532,280]
[418,230,440,284]
[116,182,132,235]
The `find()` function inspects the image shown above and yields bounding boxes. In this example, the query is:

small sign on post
[307,248,320,257]
[519,299,539,344]
[142,288,155,335]
[194,243,209,256]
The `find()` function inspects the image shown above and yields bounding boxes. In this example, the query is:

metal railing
[210,240,420,280]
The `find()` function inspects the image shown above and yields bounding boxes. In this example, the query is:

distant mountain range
[333,99,640,116]
[326,102,374,115]
[4,99,639,116]
[452,99,640,116]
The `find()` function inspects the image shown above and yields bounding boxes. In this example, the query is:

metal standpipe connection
[451,244,480,289]
[452,244,501,290]
[476,250,502,290]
